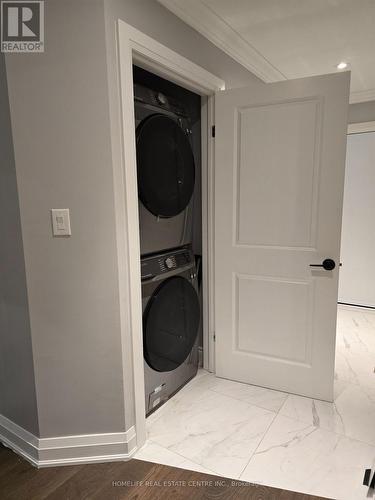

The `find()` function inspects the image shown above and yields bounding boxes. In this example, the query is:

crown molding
[158,0,286,83]
[159,0,375,104]
[349,88,375,104]
[348,121,375,134]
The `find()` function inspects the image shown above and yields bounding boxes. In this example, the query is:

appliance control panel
[134,83,186,117]
[141,247,193,281]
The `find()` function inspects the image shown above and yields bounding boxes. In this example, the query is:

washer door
[136,114,195,218]
[143,276,200,372]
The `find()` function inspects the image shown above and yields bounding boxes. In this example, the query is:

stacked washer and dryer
[134,75,201,415]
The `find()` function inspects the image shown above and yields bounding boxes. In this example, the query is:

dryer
[134,83,195,256]
[141,246,200,415]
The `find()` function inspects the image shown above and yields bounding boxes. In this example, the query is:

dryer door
[143,276,200,372]
[136,114,195,218]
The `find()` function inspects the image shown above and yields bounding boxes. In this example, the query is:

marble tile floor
[135,305,375,500]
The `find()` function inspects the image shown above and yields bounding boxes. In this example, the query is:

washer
[134,83,195,256]
[141,246,200,415]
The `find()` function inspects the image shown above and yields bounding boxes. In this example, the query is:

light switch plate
[51,209,71,236]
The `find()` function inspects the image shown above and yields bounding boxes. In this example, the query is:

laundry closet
[133,66,203,416]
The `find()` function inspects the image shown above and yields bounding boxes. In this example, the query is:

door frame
[117,20,225,449]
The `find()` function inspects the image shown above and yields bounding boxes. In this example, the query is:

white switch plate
[51,209,71,236]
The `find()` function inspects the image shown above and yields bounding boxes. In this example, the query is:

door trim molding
[117,20,224,452]
[0,414,136,467]
[120,21,225,94]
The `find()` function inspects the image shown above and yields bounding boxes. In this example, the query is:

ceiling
[158,0,375,103]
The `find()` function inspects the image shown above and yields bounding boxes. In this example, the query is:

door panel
[236,99,320,248]
[235,274,312,363]
[215,72,350,401]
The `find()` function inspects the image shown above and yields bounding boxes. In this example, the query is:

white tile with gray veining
[334,382,375,446]
[135,440,218,475]
[240,414,375,500]
[146,384,276,478]
[196,374,288,413]
[134,305,375,499]
[279,393,345,434]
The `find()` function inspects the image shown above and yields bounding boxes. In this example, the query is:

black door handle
[310,258,336,271]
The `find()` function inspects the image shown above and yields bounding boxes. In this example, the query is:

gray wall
[0,55,39,435]
[5,0,125,438]
[4,0,261,438]
[104,0,262,89]
[348,100,375,124]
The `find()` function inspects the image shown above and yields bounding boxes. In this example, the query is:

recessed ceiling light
[337,62,348,70]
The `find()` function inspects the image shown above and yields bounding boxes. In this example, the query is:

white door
[214,72,350,401]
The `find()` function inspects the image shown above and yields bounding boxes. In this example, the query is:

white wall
[339,131,375,308]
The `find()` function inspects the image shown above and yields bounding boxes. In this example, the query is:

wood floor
[0,444,327,500]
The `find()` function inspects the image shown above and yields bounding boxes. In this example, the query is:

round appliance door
[136,114,195,218]
[143,276,200,372]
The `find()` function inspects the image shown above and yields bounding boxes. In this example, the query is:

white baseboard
[0,414,137,467]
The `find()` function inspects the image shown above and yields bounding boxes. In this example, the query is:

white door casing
[214,72,350,401]
[117,20,224,450]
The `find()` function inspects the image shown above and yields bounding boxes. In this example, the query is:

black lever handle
[310,258,336,271]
